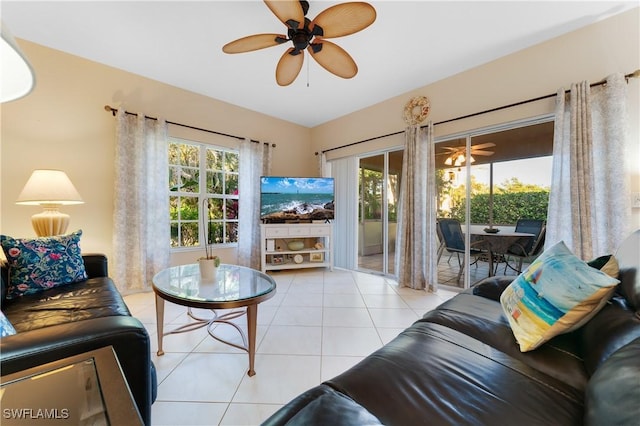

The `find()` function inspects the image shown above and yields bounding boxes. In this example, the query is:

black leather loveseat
[263,231,640,425]
[0,254,156,425]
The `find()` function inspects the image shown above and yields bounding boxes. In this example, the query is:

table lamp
[16,170,84,237]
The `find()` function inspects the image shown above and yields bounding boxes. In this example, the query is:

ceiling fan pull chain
[307,56,310,87]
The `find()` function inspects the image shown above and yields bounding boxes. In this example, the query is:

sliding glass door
[357,149,403,275]
[333,117,552,284]
[435,119,553,289]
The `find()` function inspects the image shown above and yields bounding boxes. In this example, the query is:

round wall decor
[403,96,431,125]
[293,254,304,264]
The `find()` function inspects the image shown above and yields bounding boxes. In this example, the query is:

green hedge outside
[447,191,549,225]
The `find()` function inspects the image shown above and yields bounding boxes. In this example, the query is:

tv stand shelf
[260,223,333,273]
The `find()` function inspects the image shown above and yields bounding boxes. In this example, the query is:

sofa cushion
[421,292,587,391]
[0,230,87,300]
[500,241,619,352]
[2,277,130,333]
[0,310,16,337]
[325,321,584,425]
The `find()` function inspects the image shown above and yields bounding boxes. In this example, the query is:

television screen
[260,176,334,222]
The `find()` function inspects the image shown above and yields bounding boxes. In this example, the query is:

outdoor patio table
[470,231,535,277]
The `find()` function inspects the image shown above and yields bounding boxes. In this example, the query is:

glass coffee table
[152,263,276,376]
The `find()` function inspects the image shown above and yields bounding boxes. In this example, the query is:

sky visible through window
[458,156,552,188]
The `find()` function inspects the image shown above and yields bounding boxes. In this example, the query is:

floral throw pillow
[500,241,620,352]
[0,311,16,337]
[0,230,88,299]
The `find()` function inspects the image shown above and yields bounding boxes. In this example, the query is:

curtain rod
[317,69,640,155]
[103,105,276,147]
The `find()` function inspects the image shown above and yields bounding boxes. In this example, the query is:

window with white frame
[169,138,239,249]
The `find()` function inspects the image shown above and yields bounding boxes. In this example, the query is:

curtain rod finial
[104,105,116,116]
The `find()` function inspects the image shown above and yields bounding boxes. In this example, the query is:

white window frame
[169,138,239,251]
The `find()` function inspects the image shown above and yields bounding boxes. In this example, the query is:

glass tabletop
[152,263,276,304]
[470,231,535,254]
[0,346,143,425]
[1,358,108,425]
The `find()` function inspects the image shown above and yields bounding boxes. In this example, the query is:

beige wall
[1,8,638,265]
[312,8,640,232]
[0,41,314,264]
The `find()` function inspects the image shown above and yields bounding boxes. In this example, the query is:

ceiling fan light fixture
[291,30,312,51]
[438,142,495,166]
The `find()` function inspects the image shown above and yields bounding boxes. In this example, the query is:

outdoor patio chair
[437,218,489,284]
[503,219,546,274]
[436,219,456,264]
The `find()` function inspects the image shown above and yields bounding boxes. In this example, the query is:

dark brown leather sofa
[0,254,156,425]
[263,233,640,426]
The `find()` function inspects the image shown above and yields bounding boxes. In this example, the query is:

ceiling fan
[438,142,495,166]
[222,0,376,86]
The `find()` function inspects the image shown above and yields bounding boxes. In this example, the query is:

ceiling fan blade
[470,142,496,150]
[308,40,357,79]
[470,150,495,156]
[311,2,376,38]
[276,48,304,86]
[222,33,287,54]
[264,0,305,30]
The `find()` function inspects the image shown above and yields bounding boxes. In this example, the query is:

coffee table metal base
[155,295,259,376]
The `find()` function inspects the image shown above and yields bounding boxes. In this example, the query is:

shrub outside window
[169,139,239,249]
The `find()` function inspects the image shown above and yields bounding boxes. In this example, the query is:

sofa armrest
[262,384,382,426]
[82,253,108,278]
[585,338,640,425]
[0,316,153,425]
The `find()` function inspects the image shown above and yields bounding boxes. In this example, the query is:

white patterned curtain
[546,73,630,258]
[238,139,271,269]
[113,110,170,294]
[317,152,331,177]
[396,123,438,291]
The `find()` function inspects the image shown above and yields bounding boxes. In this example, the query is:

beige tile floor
[123,268,458,426]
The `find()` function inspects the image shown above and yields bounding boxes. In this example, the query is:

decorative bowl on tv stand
[287,241,305,251]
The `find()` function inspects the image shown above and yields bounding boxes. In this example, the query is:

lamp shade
[16,170,83,206]
[0,20,35,103]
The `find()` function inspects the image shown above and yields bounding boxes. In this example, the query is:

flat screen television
[260,176,334,222]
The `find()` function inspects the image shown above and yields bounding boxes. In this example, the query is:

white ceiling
[2,1,636,127]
